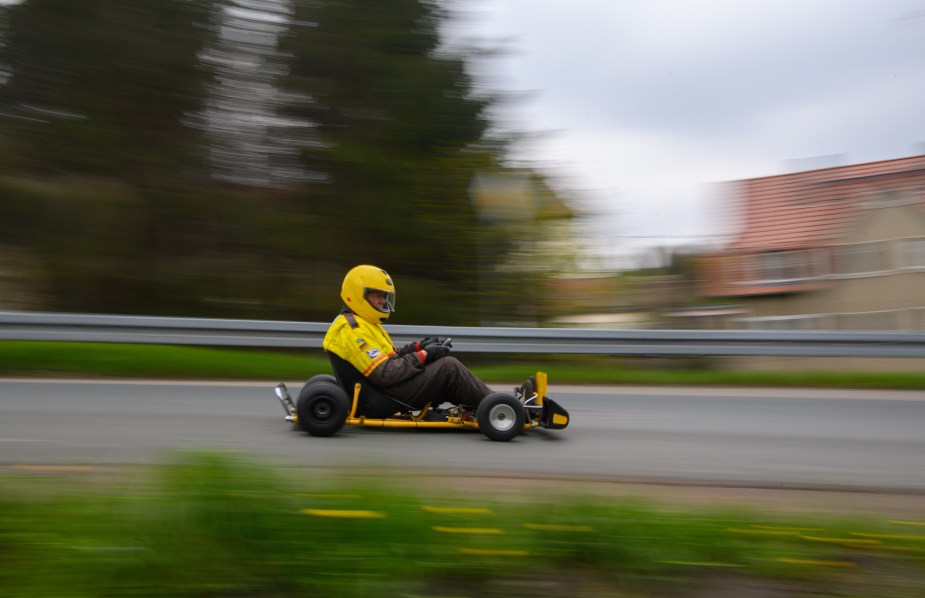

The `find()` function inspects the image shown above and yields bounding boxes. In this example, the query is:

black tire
[297,380,350,437]
[305,373,338,387]
[477,392,526,442]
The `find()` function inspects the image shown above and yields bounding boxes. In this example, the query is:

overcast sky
[452,0,925,264]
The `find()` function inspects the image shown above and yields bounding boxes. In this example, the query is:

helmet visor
[364,288,395,314]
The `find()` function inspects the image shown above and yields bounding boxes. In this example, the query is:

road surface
[2,379,923,494]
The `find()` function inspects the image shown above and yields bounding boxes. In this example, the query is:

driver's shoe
[514,375,536,403]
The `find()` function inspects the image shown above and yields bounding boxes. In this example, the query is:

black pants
[387,357,491,411]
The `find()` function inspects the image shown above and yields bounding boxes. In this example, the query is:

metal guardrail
[3,310,925,357]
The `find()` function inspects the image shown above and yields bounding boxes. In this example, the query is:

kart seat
[326,351,416,419]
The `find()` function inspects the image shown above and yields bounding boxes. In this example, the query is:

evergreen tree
[0,0,214,185]
[278,0,503,302]
[0,0,218,313]
[0,0,568,323]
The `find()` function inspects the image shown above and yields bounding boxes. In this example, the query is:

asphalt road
[2,379,924,492]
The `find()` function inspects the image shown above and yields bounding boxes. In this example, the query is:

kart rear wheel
[477,392,526,442]
[305,374,338,387]
[297,380,349,437]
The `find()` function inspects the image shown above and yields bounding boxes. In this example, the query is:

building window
[868,186,922,208]
[741,249,819,286]
[832,241,890,276]
[899,237,925,269]
[763,252,792,282]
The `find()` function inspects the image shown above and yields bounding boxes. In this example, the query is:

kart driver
[323,264,530,418]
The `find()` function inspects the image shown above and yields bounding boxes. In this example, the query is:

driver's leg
[390,357,491,409]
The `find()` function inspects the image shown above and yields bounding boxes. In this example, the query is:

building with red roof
[700,154,925,331]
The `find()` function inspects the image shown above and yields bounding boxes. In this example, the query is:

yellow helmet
[340,265,396,323]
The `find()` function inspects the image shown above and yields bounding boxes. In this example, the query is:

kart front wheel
[297,380,349,437]
[477,392,526,442]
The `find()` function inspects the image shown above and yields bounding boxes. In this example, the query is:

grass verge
[2,340,925,388]
[2,452,924,597]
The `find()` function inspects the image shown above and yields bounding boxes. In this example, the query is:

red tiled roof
[727,154,925,252]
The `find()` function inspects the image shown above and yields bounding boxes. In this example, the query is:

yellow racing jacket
[322,308,426,388]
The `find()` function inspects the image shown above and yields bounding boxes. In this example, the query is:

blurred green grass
[3,340,925,388]
[2,452,923,596]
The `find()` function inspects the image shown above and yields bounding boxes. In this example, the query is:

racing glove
[423,338,452,364]
[414,336,452,351]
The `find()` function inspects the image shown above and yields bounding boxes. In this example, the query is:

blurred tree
[277,0,504,322]
[0,0,572,325]
[0,0,213,184]
[0,0,219,313]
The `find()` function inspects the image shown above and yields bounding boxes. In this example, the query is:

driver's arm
[331,320,427,389]
[367,352,424,388]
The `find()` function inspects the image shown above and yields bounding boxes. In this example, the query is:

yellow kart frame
[274,371,569,442]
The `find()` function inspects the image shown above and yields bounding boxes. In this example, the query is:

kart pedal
[274,383,296,421]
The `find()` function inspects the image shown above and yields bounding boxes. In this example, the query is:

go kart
[274,371,569,442]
